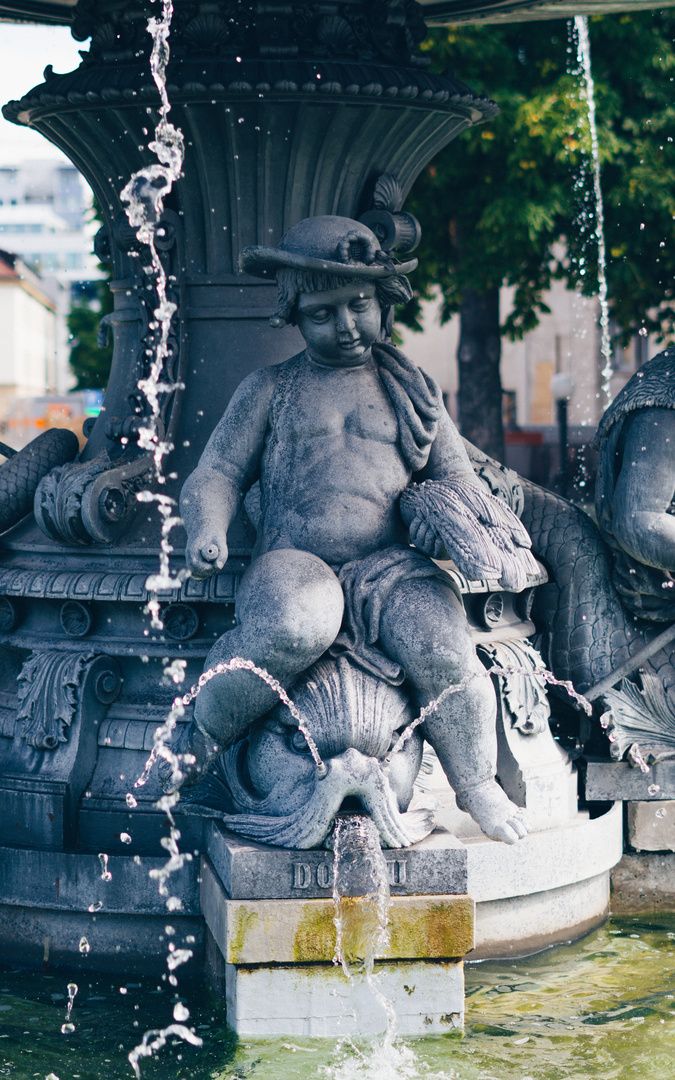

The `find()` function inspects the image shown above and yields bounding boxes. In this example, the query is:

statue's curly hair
[270,267,413,328]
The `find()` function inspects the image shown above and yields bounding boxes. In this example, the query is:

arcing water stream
[573,15,614,406]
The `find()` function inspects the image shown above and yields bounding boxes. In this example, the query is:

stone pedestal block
[207,820,467,900]
[201,855,473,1036]
[224,958,465,1038]
[611,851,675,912]
[626,801,675,852]
[585,759,675,801]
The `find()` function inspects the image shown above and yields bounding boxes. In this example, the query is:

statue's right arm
[180,367,277,578]
[612,407,675,572]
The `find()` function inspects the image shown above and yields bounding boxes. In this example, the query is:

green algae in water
[2,915,675,1080]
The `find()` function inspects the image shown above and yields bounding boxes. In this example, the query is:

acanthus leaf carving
[17,649,97,750]
[478,638,551,736]
[601,673,675,763]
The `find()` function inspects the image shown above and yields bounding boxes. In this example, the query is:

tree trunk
[457,285,505,462]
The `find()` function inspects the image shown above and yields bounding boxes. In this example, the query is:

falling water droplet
[173,1002,189,1021]
[78,937,90,954]
[61,983,78,1033]
[126,793,138,808]
[99,853,112,881]
[649,784,661,795]
[120,833,132,845]
[88,901,103,913]
[656,808,667,819]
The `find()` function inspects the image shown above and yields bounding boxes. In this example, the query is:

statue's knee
[412,628,475,684]
[237,548,343,660]
[272,608,337,661]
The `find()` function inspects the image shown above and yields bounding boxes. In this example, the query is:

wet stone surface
[207,821,468,899]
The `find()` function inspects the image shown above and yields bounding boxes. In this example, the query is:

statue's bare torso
[259,354,410,564]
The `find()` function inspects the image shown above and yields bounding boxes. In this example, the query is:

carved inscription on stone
[291,858,407,890]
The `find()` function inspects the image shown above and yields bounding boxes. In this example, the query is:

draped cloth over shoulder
[373,342,444,473]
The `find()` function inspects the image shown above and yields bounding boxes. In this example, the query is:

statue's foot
[456,780,529,845]
[157,721,225,794]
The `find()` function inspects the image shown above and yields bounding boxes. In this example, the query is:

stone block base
[627,801,675,852]
[473,871,610,959]
[223,958,465,1037]
[612,851,675,912]
[585,759,675,801]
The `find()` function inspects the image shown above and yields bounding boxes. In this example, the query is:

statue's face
[295,280,381,367]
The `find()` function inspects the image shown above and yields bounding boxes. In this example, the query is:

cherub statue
[168,215,535,845]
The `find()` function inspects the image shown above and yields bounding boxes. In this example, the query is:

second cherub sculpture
[164,215,538,848]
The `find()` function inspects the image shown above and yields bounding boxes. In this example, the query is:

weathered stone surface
[0,845,200,914]
[627,800,675,852]
[473,872,609,959]
[0,903,204,976]
[611,851,675,912]
[206,821,467,900]
[465,802,623,902]
[224,958,465,1037]
[201,855,474,964]
[585,760,675,801]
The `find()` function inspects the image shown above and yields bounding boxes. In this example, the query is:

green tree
[402,13,675,458]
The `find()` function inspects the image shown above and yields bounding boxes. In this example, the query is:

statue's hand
[186,531,228,580]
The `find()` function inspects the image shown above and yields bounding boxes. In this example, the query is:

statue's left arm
[612,407,675,572]
[403,404,538,590]
[419,409,486,486]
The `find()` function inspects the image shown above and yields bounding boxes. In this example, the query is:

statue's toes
[489,810,530,845]
[509,809,530,839]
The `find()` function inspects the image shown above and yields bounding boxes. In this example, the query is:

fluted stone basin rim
[2,0,675,29]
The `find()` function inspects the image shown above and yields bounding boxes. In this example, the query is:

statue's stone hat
[239,215,417,280]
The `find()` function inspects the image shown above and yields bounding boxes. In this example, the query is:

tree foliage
[403,12,675,347]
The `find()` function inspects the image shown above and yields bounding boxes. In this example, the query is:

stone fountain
[0,0,668,1040]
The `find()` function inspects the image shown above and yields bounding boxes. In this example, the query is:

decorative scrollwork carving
[478,639,551,736]
[33,209,184,547]
[34,454,113,546]
[17,650,97,750]
[463,439,525,517]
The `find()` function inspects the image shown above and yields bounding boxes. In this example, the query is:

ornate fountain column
[0,0,496,971]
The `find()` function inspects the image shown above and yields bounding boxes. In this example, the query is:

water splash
[60,983,77,1035]
[120,0,187,632]
[181,657,328,776]
[332,816,397,1046]
[573,15,613,405]
[128,1022,202,1080]
[387,662,593,762]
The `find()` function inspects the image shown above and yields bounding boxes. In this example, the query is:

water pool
[2,913,675,1080]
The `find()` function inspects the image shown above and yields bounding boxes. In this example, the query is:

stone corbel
[0,651,122,848]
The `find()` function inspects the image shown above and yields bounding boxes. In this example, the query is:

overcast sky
[0,24,84,165]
